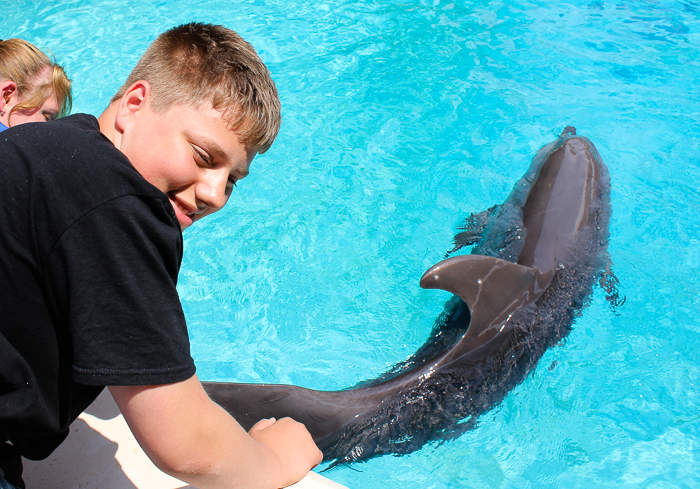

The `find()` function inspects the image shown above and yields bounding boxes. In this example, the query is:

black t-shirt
[0,114,196,461]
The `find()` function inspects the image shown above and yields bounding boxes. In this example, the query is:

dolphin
[203,127,621,464]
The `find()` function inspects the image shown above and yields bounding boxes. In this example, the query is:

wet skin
[203,129,615,465]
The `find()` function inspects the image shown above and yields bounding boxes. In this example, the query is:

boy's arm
[109,375,322,489]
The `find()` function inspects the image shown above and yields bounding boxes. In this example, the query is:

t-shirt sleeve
[41,194,196,386]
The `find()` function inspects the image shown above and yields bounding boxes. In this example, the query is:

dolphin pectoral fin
[447,205,499,256]
[420,255,540,340]
[599,261,626,310]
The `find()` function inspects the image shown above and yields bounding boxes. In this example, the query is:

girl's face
[0,68,60,127]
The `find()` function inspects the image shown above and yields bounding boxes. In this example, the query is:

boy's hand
[111,376,322,489]
[249,417,323,488]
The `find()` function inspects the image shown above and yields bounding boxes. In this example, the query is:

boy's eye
[194,148,212,166]
[227,176,238,189]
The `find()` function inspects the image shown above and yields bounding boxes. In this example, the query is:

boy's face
[115,88,256,231]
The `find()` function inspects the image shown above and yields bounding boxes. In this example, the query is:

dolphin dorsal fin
[420,255,541,339]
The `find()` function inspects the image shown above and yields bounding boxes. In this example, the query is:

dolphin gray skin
[203,127,621,465]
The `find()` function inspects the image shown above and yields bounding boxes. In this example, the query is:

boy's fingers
[250,417,323,472]
[249,417,277,432]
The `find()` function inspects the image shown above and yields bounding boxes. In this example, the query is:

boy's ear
[114,81,151,133]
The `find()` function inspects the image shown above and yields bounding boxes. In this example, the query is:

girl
[0,38,72,131]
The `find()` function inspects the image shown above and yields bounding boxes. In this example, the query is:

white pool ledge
[22,390,348,489]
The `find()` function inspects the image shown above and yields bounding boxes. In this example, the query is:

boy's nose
[196,170,229,211]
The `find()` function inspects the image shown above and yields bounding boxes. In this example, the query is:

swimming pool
[5,0,700,486]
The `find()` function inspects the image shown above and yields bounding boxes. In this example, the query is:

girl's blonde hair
[0,38,72,124]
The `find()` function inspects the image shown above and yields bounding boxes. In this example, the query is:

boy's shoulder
[4,113,101,144]
[3,113,117,172]
[1,113,178,242]
[3,113,155,198]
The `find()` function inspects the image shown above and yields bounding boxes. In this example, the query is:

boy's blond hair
[0,38,72,123]
[111,23,281,154]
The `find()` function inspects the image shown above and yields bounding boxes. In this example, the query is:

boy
[0,23,322,489]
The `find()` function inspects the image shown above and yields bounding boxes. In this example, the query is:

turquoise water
[5,0,700,486]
